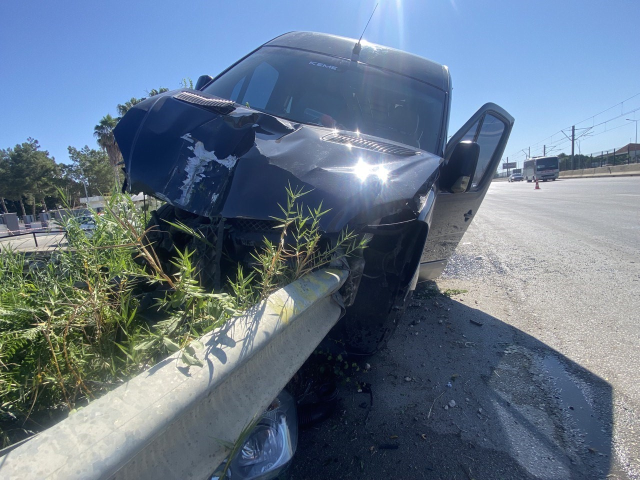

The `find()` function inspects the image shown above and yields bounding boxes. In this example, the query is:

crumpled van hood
[114,89,442,232]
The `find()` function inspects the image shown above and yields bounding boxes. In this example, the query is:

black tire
[330,276,410,356]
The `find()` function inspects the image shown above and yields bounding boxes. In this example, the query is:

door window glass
[461,120,480,142]
[471,114,505,189]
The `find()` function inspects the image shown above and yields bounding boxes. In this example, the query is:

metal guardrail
[0,229,66,247]
[0,268,348,480]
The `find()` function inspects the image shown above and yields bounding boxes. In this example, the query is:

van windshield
[204,46,446,154]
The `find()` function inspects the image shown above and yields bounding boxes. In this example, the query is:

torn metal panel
[114,89,442,231]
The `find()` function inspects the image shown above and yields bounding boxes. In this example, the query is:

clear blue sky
[1,0,639,170]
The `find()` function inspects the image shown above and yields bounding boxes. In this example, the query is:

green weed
[0,188,362,449]
[442,288,468,297]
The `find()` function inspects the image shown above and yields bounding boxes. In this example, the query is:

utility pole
[543,145,546,156]
[571,125,575,171]
[78,164,90,202]
[627,119,638,163]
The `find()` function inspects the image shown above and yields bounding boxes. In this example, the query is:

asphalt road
[289,177,640,480]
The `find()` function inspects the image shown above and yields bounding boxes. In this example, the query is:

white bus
[523,156,559,182]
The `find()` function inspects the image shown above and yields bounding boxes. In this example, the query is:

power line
[507,92,640,158]
[571,92,640,129]
[507,106,640,165]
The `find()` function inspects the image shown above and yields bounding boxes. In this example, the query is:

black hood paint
[114,89,442,232]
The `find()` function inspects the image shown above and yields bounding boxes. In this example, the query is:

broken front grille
[322,133,419,157]
[232,219,282,233]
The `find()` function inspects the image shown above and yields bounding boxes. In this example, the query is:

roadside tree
[67,146,115,196]
[0,139,59,216]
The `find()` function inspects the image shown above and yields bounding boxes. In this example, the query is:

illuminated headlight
[211,390,298,480]
[353,159,389,183]
[323,159,391,186]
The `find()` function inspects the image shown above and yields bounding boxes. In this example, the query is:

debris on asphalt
[364,363,371,371]
[449,400,457,408]
[404,376,412,382]
[427,391,446,419]
[469,319,484,327]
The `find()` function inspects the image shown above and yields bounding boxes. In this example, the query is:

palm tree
[147,87,169,97]
[95,88,169,189]
[94,114,122,188]
[116,88,169,118]
[117,97,144,117]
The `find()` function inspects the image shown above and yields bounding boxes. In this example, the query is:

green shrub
[0,189,362,448]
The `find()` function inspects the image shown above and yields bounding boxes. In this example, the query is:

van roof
[265,31,450,92]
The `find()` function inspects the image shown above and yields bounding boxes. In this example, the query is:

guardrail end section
[267,269,347,324]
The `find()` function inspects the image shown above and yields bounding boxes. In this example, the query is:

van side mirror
[195,75,213,90]
[440,141,480,193]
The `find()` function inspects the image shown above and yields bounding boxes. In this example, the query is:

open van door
[419,103,514,280]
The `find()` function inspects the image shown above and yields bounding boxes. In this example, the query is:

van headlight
[211,390,298,480]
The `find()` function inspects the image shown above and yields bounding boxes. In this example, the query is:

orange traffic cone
[535,179,540,190]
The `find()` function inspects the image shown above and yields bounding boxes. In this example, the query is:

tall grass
[0,189,363,448]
